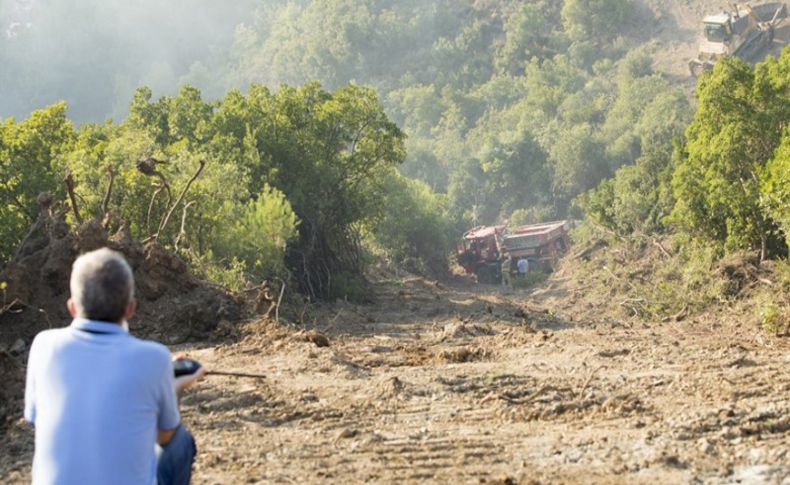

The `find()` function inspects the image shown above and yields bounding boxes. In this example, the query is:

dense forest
[2,0,790,305]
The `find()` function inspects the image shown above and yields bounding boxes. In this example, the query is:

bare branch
[64,172,83,225]
[275,278,286,324]
[174,200,196,252]
[101,165,115,220]
[146,185,164,236]
[156,160,206,243]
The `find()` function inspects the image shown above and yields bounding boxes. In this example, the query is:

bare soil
[2,272,787,484]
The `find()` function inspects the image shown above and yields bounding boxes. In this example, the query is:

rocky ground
[2,273,787,484]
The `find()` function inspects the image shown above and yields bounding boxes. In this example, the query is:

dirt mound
[0,207,241,429]
[0,208,240,349]
[717,251,764,296]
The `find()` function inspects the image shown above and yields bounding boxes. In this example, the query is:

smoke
[0,0,255,122]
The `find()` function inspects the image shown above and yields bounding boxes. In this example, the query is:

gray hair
[70,248,135,323]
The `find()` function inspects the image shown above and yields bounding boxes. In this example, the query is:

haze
[0,0,255,122]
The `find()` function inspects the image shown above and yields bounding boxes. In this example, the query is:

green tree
[0,102,74,260]
[580,143,677,234]
[561,0,633,42]
[549,123,608,212]
[496,2,564,75]
[219,184,299,278]
[761,135,790,248]
[369,170,453,274]
[669,57,784,256]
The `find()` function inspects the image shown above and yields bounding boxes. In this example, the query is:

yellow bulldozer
[689,2,787,76]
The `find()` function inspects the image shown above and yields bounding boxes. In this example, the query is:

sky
[0,0,256,122]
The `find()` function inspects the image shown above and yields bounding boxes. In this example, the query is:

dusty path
[2,276,789,484]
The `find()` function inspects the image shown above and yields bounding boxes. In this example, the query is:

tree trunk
[760,235,767,263]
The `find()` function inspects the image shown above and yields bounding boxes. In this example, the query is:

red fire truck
[456,221,571,283]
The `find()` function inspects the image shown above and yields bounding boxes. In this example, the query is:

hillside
[2,1,790,483]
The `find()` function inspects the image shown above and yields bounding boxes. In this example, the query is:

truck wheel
[475,266,489,284]
[475,265,498,284]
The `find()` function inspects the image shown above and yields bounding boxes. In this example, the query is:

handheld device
[173,358,202,377]
[172,358,266,379]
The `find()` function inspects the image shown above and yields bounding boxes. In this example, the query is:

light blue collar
[71,318,129,335]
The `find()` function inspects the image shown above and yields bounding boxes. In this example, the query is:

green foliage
[761,133,790,247]
[561,0,633,42]
[638,242,730,318]
[579,143,677,235]
[581,44,790,262]
[218,185,299,278]
[0,102,74,260]
[13,0,772,309]
[669,56,787,254]
[510,206,556,227]
[496,2,565,75]
[12,82,403,298]
[188,254,249,293]
[753,259,790,334]
[571,225,730,320]
[549,123,609,211]
[219,0,685,230]
[759,303,787,334]
[369,170,454,275]
[5,0,694,254]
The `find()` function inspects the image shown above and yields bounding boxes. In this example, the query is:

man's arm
[156,354,205,446]
[24,335,43,424]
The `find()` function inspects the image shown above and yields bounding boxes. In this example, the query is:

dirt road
[2,276,788,484]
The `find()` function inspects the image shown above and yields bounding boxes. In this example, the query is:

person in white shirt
[517,257,529,278]
[25,248,205,485]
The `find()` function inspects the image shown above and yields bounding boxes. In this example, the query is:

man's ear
[67,299,78,318]
[123,299,137,322]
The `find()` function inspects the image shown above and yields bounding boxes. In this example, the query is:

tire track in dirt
[167,277,786,483]
[1,276,788,483]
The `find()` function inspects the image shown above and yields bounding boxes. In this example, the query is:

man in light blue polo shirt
[24,248,204,485]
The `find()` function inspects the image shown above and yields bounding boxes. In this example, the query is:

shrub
[561,0,633,42]
[578,143,675,235]
[369,170,454,275]
[761,133,790,248]
[0,103,74,261]
[509,206,557,227]
[218,184,299,279]
[760,304,787,334]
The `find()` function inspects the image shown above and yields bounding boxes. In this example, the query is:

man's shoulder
[125,336,171,360]
[30,327,71,348]
[119,337,173,380]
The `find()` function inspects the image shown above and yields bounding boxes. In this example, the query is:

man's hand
[172,355,206,394]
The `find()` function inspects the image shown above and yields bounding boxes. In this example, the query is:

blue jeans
[156,426,196,485]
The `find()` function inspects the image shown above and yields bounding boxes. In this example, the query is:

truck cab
[690,3,786,75]
[456,225,506,284]
[703,15,733,44]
